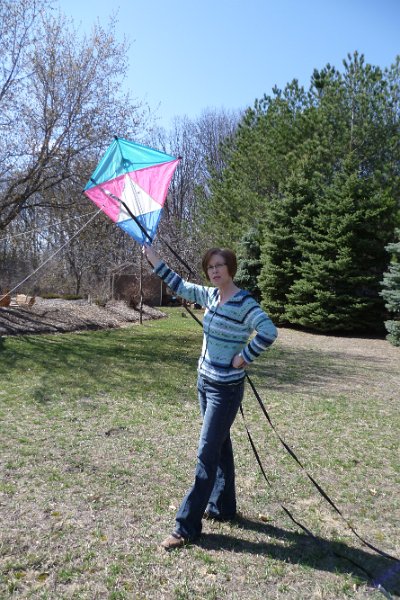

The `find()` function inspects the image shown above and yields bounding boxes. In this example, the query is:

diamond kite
[84,137,180,244]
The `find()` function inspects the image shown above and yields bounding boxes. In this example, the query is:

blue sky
[57,0,400,129]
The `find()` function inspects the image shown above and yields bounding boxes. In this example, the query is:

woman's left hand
[142,244,161,268]
[232,353,247,369]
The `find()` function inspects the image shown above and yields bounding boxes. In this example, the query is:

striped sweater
[154,261,278,384]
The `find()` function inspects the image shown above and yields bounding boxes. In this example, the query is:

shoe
[160,532,186,551]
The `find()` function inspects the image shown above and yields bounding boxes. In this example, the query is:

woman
[143,245,278,550]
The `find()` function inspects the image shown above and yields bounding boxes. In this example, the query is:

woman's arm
[143,245,211,307]
[241,299,278,364]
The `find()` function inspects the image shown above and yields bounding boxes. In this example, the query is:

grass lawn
[0,308,399,599]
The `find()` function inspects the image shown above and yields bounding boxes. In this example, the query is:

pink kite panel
[128,159,180,207]
[84,176,126,221]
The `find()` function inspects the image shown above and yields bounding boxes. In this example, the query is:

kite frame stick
[112,139,195,276]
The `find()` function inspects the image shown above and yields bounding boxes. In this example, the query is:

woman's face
[206,253,232,287]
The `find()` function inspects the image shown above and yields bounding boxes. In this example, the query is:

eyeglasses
[207,263,227,272]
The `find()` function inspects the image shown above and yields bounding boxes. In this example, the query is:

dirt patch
[0,298,166,336]
[267,327,400,400]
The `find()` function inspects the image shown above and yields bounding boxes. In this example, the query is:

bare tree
[147,110,240,272]
[194,107,240,187]
[0,0,146,231]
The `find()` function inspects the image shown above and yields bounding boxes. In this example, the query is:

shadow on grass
[0,327,200,403]
[198,516,400,597]
[1,320,397,404]
[0,324,197,366]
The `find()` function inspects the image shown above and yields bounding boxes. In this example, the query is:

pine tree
[203,53,400,333]
[235,228,262,301]
[381,230,400,345]
[258,169,309,323]
[259,54,400,332]
[202,80,308,247]
[285,164,396,332]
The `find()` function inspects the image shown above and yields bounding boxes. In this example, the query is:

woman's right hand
[232,353,247,369]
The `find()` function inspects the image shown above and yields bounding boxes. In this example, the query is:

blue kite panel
[85,138,177,190]
[117,209,162,244]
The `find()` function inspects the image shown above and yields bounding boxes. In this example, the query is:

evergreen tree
[235,227,262,301]
[260,54,400,332]
[381,230,400,345]
[284,163,396,332]
[203,52,400,333]
[202,80,309,247]
[258,169,309,323]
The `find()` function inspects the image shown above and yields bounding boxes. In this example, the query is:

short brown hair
[202,248,238,280]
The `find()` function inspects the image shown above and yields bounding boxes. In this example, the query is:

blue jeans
[175,375,245,540]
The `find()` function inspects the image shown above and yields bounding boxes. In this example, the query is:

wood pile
[6,294,36,308]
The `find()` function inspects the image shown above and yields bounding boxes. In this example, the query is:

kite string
[0,210,99,243]
[0,208,103,302]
